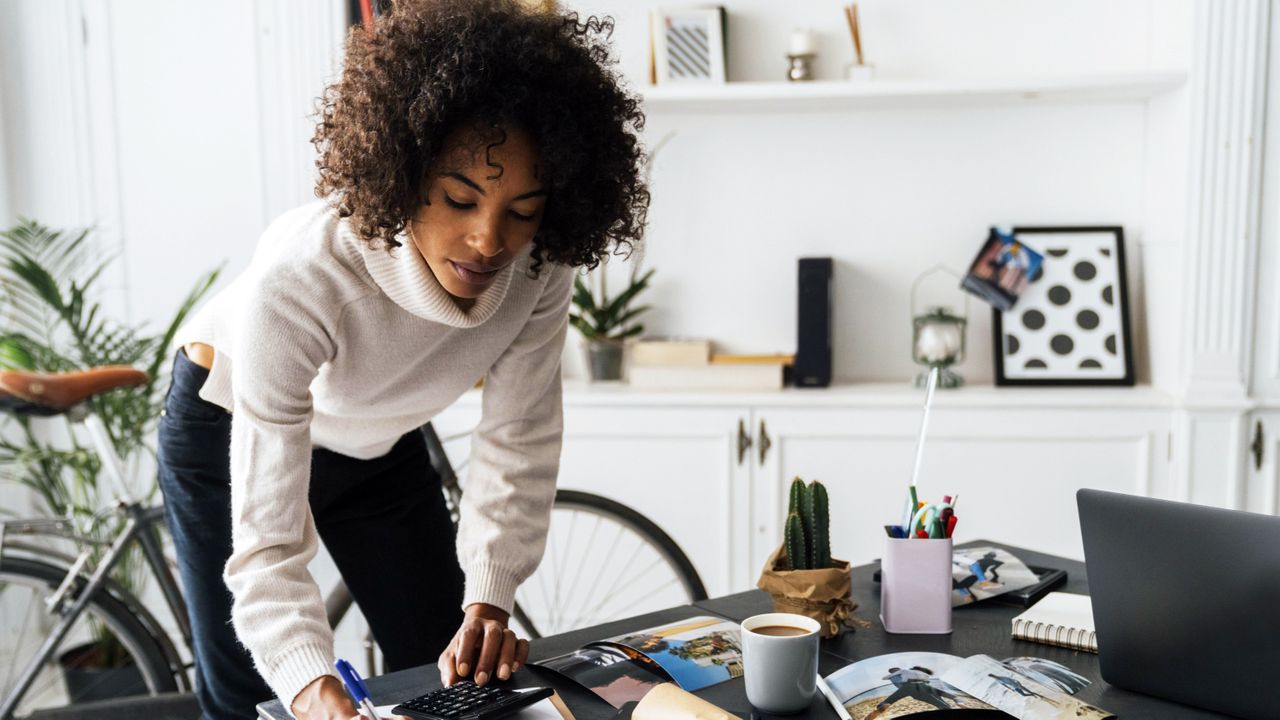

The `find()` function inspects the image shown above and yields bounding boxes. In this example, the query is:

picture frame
[993,226,1135,387]
[650,7,727,85]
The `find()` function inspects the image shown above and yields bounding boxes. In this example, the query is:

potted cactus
[757,478,857,637]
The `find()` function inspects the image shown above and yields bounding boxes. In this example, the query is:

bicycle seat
[0,366,149,416]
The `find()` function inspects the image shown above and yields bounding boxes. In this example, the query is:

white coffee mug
[740,612,821,714]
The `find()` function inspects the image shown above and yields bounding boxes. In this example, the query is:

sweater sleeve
[223,277,338,709]
[457,264,573,613]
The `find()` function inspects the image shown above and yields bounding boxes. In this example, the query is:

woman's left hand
[438,603,530,688]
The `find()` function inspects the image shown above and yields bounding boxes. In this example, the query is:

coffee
[751,625,810,637]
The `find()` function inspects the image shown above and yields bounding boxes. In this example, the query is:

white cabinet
[434,384,1173,596]
[1246,413,1280,516]
[557,405,751,597]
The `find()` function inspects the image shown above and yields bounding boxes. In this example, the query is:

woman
[157,2,647,718]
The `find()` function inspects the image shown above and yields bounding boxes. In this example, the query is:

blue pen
[335,658,382,719]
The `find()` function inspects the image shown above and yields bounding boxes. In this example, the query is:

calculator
[391,680,554,720]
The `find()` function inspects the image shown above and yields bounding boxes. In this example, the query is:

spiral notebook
[1011,592,1097,653]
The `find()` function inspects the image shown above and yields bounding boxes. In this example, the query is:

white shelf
[639,72,1187,113]
[452,382,1174,410]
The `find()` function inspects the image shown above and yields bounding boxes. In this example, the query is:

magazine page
[952,547,1041,606]
[535,645,671,709]
[998,657,1091,696]
[599,616,744,692]
[939,655,1113,720]
[822,652,1001,718]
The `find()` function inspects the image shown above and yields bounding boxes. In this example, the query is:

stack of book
[627,338,792,391]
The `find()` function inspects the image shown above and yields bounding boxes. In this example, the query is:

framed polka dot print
[993,226,1135,386]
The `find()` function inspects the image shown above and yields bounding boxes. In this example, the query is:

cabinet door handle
[737,418,753,466]
[1252,420,1265,472]
[759,418,772,465]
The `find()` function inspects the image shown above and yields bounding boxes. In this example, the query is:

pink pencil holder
[880,537,953,634]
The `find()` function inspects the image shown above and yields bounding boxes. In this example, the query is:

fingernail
[476,671,489,685]
[458,663,470,676]
[499,664,510,680]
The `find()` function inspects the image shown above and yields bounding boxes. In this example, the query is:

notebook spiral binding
[1012,618,1098,653]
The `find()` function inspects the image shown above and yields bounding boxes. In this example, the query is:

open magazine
[822,652,1111,720]
[532,616,742,709]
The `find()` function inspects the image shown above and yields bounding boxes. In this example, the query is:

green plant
[0,219,218,665]
[569,267,654,342]
[783,477,832,570]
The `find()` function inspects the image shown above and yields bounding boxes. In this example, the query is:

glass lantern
[910,267,969,389]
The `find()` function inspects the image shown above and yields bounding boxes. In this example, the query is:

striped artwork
[664,14,712,79]
[652,8,726,84]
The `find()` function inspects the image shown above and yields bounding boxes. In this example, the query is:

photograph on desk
[537,646,669,709]
[533,616,743,708]
[951,547,1041,606]
[823,652,1110,720]
[938,655,1112,720]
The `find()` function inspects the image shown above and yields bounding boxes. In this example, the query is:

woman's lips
[450,260,502,286]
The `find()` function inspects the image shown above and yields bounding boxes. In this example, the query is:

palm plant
[569,267,654,342]
[0,219,218,666]
[569,266,654,381]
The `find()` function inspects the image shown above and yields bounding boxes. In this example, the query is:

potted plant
[569,267,654,381]
[757,478,859,638]
[0,219,217,697]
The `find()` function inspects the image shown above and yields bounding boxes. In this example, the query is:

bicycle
[0,365,707,718]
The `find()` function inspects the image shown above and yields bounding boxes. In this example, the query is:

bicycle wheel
[0,554,179,719]
[511,489,708,639]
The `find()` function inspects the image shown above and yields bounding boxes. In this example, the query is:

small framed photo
[993,226,1135,386]
[962,227,1045,312]
[650,7,727,85]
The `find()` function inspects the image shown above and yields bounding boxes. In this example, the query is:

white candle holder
[910,266,969,389]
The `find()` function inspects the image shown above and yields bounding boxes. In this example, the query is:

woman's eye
[509,210,536,222]
[443,194,475,210]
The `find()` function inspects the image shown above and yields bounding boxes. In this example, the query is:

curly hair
[313,0,648,272]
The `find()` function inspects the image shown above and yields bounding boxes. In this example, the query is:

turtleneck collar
[356,227,517,328]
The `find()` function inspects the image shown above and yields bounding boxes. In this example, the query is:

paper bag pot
[756,545,856,638]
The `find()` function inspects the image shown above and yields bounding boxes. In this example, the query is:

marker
[335,658,382,719]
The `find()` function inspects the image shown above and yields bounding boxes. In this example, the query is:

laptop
[1077,489,1280,720]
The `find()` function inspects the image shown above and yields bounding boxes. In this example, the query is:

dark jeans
[157,350,464,720]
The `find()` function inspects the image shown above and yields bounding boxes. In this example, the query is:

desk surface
[258,541,1231,719]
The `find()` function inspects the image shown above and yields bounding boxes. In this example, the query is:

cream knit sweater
[173,199,572,707]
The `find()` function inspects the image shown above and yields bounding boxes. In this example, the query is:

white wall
[570,0,1192,385]
[0,0,1195,388]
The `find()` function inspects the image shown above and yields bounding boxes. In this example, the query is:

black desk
[258,542,1231,719]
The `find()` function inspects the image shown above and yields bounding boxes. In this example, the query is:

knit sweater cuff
[462,562,522,614]
[263,641,336,715]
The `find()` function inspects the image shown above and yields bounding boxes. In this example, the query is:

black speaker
[795,257,832,388]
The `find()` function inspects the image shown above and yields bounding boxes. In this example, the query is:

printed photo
[940,655,1112,720]
[952,546,1041,606]
[962,227,1045,311]
[606,616,744,691]
[537,646,670,709]
[1000,657,1090,695]
[824,652,994,719]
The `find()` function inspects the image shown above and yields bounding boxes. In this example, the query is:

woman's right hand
[290,675,410,720]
